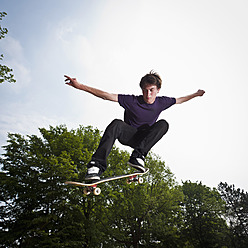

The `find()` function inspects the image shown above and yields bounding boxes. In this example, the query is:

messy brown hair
[140,70,162,89]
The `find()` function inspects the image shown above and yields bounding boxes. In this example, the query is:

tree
[3,125,238,247]
[181,181,230,248]
[218,182,248,248]
[0,125,185,247]
[96,150,184,248]
[0,125,104,247]
[0,12,16,84]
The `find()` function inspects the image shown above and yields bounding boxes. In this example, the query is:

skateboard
[65,168,149,195]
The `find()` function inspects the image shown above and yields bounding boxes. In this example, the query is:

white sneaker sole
[128,162,146,172]
[85,175,100,181]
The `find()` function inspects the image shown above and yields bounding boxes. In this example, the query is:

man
[65,71,205,181]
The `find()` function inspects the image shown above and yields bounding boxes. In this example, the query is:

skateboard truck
[126,175,144,184]
[83,184,101,196]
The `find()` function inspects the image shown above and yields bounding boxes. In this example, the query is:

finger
[64,75,73,82]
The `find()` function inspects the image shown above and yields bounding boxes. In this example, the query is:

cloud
[62,34,94,69]
[0,111,64,152]
[1,36,31,89]
[1,36,23,59]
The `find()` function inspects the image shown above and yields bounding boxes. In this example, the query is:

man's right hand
[64,75,118,102]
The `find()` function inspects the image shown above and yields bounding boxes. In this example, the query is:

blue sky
[1,0,248,190]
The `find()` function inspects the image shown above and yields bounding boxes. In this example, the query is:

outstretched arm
[64,75,118,102]
[176,89,205,104]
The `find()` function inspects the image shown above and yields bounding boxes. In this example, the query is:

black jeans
[91,119,169,171]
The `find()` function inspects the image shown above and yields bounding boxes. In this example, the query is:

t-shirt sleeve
[118,94,134,109]
[160,96,176,110]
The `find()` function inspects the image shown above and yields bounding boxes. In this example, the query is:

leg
[92,119,137,168]
[128,120,169,171]
[135,119,169,156]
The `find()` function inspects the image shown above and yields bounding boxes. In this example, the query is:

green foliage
[0,12,8,39]
[181,181,229,248]
[0,12,16,84]
[218,182,248,248]
[0,124,244,247]
[97,151,184,247]
[0,125,103,247]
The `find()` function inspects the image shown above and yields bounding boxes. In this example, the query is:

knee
[109,119,124,127]
[157,119,169,134]
[106,119,125,133]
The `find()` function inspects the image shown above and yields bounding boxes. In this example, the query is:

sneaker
[85,161,102,181]
[128,153,146,173]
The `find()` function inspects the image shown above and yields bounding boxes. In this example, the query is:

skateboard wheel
[83,188,91,195]
[138,177,144,184]
[93,187,101,195]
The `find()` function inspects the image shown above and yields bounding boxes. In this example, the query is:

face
[142,84,160,104]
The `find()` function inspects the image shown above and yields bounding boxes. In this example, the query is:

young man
[65,71,205,180]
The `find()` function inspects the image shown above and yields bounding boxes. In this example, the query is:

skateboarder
[65,71,205,180]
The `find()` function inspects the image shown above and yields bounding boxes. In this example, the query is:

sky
[1,0,248,191]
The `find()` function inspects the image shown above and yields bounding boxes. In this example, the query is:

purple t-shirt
[118,94,176,128]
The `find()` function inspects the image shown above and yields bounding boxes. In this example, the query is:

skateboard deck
[65,168,149,195]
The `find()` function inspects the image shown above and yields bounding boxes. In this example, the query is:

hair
[139,70,162,89]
